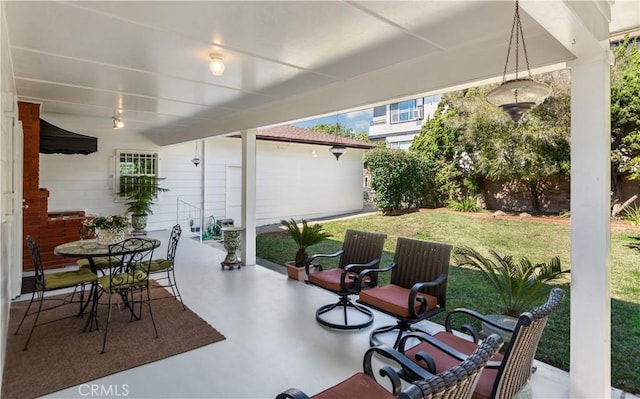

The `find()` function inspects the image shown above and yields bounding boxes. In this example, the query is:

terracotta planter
[284,261,313,282]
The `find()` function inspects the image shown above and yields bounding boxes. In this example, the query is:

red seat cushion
[403,332,504,399]
[308,269,358,292]
[312,372,395,399]
[359,284,438,318]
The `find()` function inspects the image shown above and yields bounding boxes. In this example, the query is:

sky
[292,108,373,135]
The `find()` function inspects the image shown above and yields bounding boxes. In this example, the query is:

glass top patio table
[54,237,161,331]
[54,238,160,259]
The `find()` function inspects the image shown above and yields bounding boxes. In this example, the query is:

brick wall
[483,176,571,214]
[19,101,85,271]
[620,178,640,208]
[479,175,640,214]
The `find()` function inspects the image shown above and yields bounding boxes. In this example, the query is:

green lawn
[256,209,640,394]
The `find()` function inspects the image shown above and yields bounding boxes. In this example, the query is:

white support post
[569,54,611,398]
[241,129,257,266]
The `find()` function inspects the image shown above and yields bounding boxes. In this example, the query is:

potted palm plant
[120,175,169,235]
[453,247,569,342]
[280,218,330,281]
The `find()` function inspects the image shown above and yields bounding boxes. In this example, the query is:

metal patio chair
[15,235,98,350]
[358,237,452,348]
[305,229,387,329]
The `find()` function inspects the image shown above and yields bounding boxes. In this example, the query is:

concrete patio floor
[15,228,635,398]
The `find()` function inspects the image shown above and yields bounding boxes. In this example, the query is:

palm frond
[453,247,570,317]
[280,218,331,267]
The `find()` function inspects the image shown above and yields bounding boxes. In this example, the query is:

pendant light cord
[501,0,533,83]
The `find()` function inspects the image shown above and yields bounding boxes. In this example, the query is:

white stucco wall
[254,138,365,226]
[39,130,366,234]
[199,136,366,228]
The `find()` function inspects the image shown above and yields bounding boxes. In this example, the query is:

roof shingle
[257,125,376,149]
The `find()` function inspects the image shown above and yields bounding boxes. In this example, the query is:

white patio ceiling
[6,1,638,146]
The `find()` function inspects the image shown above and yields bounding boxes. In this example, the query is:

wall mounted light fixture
[209,53,225,76]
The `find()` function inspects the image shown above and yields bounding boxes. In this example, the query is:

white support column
[241,129,257,266]
[569,54,611,398]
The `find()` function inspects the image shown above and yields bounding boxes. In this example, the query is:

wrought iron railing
[176,197,202,242]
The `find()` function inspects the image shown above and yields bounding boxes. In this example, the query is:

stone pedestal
[221,227,244,270]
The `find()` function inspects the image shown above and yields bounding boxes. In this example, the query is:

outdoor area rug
[2,282,225,398]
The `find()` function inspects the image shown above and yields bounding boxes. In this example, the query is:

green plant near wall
[280,218,331,267]
[120,175,169,216]
[447,196,480,212]
[364,147,437,213]
[623,205,640,226]
[454,247,570,317]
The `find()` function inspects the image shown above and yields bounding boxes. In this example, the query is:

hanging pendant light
[191,141,201,167]
[329,114,346,160]
[329,145,346,160]
[486,0,551,123]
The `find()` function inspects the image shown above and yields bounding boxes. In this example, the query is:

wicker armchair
[306,229,387,329]
[357,237,452,348]
[397,288,565,399]
[276,334,503,399]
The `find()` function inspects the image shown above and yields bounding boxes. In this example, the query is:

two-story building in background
[362,95,441,198]
[368,95,442,149]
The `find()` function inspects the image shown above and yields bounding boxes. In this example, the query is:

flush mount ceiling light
[112,116,124,130]
[485,0,551,123]
[209,53,225,76]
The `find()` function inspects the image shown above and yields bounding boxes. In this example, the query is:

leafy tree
[433,71,571,212]
[310,122,355,137]
[364,147,436,214]
[611,36,640,206]
[410,104,466,205]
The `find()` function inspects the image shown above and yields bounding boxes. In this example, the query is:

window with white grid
[115,150,158,197]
